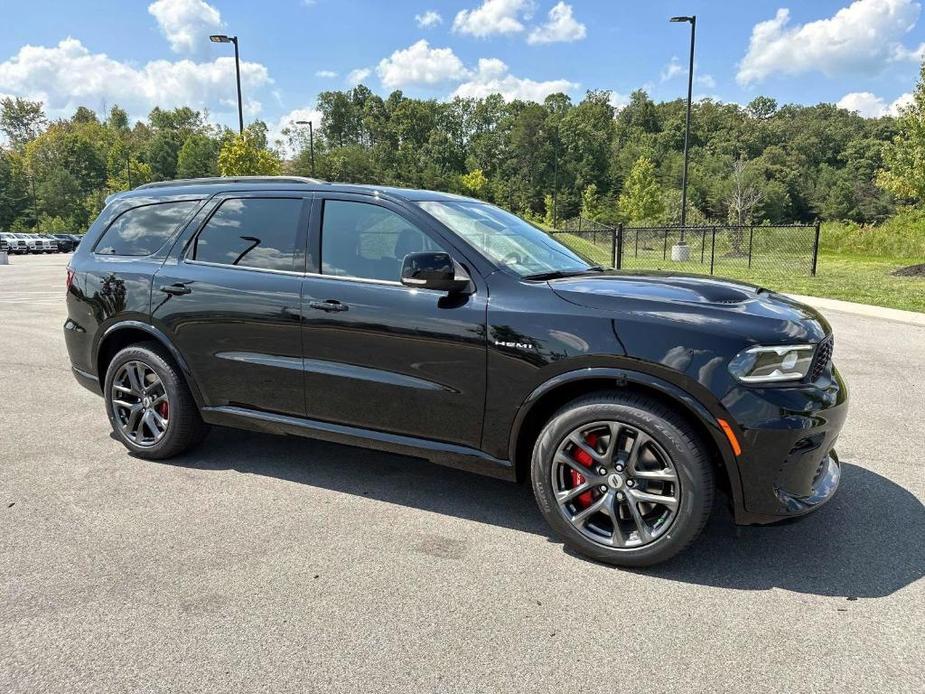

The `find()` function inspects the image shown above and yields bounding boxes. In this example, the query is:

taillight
[66,267,75,291]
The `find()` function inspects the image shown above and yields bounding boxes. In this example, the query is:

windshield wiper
[522,266,604,281]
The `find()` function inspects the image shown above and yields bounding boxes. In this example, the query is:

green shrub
[820,207,925,259]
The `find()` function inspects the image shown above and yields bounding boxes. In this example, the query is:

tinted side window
[192,198,304,272]
[95,201,199,256]
[321,200,443,282]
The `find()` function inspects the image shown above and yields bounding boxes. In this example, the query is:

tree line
[1,61,923,233]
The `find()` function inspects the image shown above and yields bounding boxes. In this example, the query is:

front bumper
[726,366,848,524]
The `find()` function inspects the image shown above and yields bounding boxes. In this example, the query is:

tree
[177,134,219,178]
[146,132,181,180]
[0,150,31,229]
[107,105,130,130]
[746,96,778,121]
[581,183,602,219]
[619,157,663,222]
[0,97,47,149]
[459,168,488,198]
[217,133,281,176]
[543,193,556,227]
[725,157,763,254]
[877,61,925,202]
[72,106,99,124]
[725,157,763,225]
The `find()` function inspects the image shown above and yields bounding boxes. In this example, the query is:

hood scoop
[550,273,758,308]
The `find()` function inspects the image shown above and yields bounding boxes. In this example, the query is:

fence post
[635,228,639,257]
[811,220,821,276]
[662,228,669,260]
[700,227,706,263]
[709,226,716,275]
[615,223,624,270]
[747,226,754,269]
[577,215,583,233]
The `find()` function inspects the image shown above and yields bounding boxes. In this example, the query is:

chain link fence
[550,218,821,283]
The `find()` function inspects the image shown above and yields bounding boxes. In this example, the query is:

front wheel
[531,391,714,567]
[104,342,208,460]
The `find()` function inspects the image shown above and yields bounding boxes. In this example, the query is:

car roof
[111,176,479,205]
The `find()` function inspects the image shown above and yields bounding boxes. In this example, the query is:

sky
[1,0,923,144]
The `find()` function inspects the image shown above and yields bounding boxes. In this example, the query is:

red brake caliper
[569,432,598,509]
[157,400,169,420]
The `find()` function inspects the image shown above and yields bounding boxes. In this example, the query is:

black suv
[65,177,847,566]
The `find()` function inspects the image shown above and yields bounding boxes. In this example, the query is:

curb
[787,294,925,327]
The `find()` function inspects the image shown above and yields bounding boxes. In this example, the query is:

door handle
[160,283,191,296]
[308,299,348,313]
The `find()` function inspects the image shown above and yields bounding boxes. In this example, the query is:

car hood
[549,271,830,344]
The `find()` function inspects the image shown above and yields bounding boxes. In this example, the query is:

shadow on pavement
[160,427,924,599]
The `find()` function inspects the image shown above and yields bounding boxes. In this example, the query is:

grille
[810,336,834,381]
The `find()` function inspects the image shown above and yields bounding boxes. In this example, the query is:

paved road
[2,253,923,693]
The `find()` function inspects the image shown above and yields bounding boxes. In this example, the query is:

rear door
[300,193,487,448]
[152,192,311,417]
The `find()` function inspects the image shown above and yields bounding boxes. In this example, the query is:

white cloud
[268,107,323,156]
[697,74,717,89]
[148,0,223,54]
[527,2,586,44]
[837,90,913,117]
[315,70,338,78]
[0,38,271,123]
[345,67,371,86]
[661,56,684,82]
[453,0,532,38]
[661,56,716,88]
[451,57,577,102]
[377,40,468,89]
[609,91,630,110]
[415,10,443,29]
[738,0,925,85]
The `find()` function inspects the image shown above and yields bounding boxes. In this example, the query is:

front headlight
[728,344,816,384]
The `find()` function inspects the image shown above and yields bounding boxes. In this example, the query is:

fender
[508,366,746,517]
[95,320,206,409]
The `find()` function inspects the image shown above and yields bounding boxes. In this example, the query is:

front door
[152,192,311,417]
[300,194,487,448]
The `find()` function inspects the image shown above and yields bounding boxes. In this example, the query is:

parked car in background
[52,234,81,252]
[1,232,29,254]
[52,234,78,253]
[20,234,44,253]
[39,235,60,253]
[64,176,847,567]
[14,234,37,253]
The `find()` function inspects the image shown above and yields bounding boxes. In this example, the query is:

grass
[554,231,925,313]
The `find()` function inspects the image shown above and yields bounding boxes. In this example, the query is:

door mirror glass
[401,252,472,293]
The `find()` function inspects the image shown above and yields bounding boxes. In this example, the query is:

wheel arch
[509,367,745,514]
[95,321,205,409]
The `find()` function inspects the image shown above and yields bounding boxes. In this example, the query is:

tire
[531,391,714,567]
[104,341,208,460]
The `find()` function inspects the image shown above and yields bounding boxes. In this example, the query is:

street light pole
[294,120,316,177]
[670,15,696,241]
[210,34,244,134]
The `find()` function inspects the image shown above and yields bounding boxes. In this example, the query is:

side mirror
[401,252,472,293]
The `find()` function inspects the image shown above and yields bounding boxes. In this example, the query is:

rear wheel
[104,342,208,459]
[531,391,714,567]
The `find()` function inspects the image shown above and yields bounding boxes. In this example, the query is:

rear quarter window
[95,201,199,256]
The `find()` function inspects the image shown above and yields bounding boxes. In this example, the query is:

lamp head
[210,34,232,43]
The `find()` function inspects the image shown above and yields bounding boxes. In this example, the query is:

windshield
[417,200,595,278]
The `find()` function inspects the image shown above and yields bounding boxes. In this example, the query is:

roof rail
[133,176,325,191]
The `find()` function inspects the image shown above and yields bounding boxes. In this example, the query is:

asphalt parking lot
[2,253,923,693]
